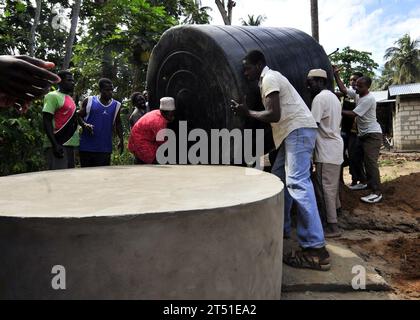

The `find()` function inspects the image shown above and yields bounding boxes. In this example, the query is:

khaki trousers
[314,162,341,224]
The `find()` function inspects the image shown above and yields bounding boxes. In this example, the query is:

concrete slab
[0,166,285,299]
[282,239,391,293]
[0,165,282,218]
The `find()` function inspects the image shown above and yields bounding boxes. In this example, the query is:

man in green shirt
[42,70,79,170]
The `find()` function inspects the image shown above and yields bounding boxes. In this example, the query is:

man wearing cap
[307,69,344,238]
[231,50,330,272]
[128,97,176,164]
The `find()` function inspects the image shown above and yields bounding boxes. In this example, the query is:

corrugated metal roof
[389,83,420,97]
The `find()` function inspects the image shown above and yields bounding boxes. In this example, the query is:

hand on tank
[230,99,250,118]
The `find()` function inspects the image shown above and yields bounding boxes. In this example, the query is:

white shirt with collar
[259,66,317,149]
[311,89,344,165]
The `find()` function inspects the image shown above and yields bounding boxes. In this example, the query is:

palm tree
[240,14,266,26]
[182,0,212,24]
[384,34,420,84]
[310,0,319,42]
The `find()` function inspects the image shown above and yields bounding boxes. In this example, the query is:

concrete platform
[0,165,284,299]
[282,239,391,293]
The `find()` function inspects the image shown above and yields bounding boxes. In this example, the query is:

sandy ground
[338,152,420,300]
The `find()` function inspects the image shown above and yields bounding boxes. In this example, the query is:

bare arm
[115,108,124,154]
[77,98,94,135]
[231,92,281,123]
[249,92,281,123]
[42,112,64,158]
[332,65,348,96]
[342,110,357,118]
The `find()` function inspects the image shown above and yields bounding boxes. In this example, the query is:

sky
[201,0,420,70]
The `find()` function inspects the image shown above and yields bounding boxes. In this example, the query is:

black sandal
[283,248,331,271]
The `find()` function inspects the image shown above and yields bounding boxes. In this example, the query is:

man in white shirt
[334,68,367,190]
[335,71,383,204]
[231,50,330,271]
[307,69,344,238]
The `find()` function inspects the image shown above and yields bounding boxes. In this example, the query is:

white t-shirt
[353,93,382,136]
[259,66,317,149]
[311,90,344,165]
[346,88,359,104]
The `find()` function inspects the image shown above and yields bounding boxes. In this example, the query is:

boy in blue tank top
[78,78,124,167]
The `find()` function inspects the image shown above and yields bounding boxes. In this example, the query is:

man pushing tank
[231,50,330,271]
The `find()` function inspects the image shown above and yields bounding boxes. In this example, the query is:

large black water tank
[146,25,333,157]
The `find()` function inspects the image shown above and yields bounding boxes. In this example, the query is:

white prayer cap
[307,69,327,79]
[159,97,176,111]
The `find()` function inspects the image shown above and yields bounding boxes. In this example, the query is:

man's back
[259,67,317,149]
[311,89,344,165]
[128,109,168,164]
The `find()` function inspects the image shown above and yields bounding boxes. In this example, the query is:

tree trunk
[310,0,319,42]
[29,0,42,56]
[63,0,82,69]
[101,45,113,79]
[215,0,235,25]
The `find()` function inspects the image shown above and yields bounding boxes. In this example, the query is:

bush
[0,101,47,176]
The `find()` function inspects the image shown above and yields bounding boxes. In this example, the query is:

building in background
[389,83,420,151]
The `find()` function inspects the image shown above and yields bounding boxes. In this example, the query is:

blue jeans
[271,128,325,248]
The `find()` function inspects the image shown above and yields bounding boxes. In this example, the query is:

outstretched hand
[230,98,250,118]
[0,55,61,111]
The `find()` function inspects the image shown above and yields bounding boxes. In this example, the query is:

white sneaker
[361,193,383,204]
[349,183,368,191]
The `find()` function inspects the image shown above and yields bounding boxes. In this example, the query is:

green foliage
[241,14,266,26]
[330,46,379,86]
[0,0,71,64]
[149,0,211,23]
[0,101,47,176]
[180,0,212,24]
[72,0,178,101]
[111,138,134,165]
[372,65,394,91]
[0,0,211,175]
[384,34,420,85]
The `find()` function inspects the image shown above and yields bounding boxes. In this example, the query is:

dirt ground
[338,152,420,300]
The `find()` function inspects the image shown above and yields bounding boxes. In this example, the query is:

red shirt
[128,110,168,164]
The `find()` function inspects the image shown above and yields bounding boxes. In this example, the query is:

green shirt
[43,91,79,147]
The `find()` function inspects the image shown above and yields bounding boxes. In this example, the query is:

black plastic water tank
[146,25,333,157]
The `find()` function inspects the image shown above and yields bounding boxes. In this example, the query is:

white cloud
[201,0,420,68]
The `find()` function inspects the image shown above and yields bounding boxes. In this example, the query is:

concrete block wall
[393,96,420,151]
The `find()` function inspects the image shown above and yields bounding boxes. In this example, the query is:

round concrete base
[0,165,284,299]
